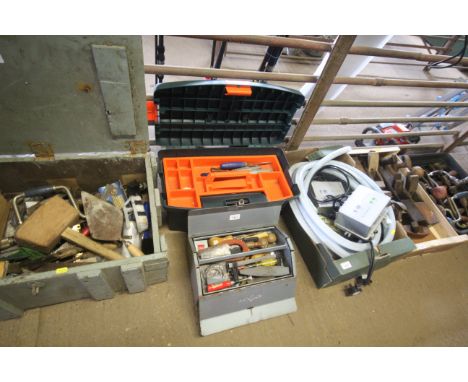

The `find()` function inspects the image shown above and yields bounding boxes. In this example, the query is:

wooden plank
[310,116,468,125]
[302,130,457,141]
[287,36,356,150]
[121,263,146,293]
[0,193,10,237]
[409,235,468,256]
[144,65,468,89]
[321,100,468,108]
[61,228,124,261]
[183,35,468,66]
[443,129,468,152]
[77,269,115,300]
[92,45,137,137]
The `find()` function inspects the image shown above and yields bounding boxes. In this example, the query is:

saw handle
[13,185,85,224]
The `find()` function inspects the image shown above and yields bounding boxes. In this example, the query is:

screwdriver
[207,276,252,292]
[219,161,271,170]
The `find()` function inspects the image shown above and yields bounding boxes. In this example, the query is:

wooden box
[0,36,168,320]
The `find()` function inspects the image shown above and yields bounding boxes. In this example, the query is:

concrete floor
[0,36,467,346]
[0,224,467,346]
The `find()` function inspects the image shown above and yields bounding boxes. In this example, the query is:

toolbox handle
[24,186,56,198]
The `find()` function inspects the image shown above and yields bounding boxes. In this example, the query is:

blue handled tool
[219,161,271,170]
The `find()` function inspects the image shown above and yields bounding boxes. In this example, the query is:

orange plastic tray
[163,155,293,208]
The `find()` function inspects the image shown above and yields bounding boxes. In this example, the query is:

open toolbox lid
[0,36,149,158]
[153,80,305,147]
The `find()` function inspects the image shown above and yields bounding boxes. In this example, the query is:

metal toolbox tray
[0,36,168,320]
[186,204,296,336]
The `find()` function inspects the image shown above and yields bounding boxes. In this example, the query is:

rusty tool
[81,191,123,241]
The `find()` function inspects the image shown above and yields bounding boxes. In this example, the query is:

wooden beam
[309,116,468,125]
[144,64,468,89]
[444,129,468,152]
[348,143,445,151]
[287,36,356,150]
[321,100,468,108]
[183,35,468,66]
[302,130,458,141]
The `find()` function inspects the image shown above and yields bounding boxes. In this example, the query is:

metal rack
[144,35,468,153]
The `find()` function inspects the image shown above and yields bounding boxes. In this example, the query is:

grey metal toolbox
[187,205,297,336]
[0,36,168,320]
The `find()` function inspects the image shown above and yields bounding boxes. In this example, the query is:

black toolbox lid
[153,80,305,147]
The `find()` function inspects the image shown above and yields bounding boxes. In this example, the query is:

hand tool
[0,260,7,279]
[15,195,81,253]
[0,193,10,237]
[121,200,142,258]
[204,263,228,284]
[218,161,271,170]
[82,191,123,241]
[447,191,468,223]
[0,238,15,251]
[12,185,85,225]
[239,257,278,269]
[207,276,252,292]
[199,239,249,260]
[61,227,124,261]
[230,252,277,267]
[239,266,290,277]
[122,241,145,257]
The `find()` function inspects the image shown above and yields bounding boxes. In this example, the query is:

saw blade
[239,266,290,277]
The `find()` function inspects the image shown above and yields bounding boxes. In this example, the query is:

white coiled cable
[289,146,396,258]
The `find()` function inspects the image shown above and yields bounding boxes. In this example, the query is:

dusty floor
[0,222,467,346]
[1,35,467,346]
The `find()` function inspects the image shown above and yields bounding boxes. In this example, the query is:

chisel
[219,161,271,170]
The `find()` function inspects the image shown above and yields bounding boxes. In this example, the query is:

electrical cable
[427,35,467,70]
[288,146,396,259]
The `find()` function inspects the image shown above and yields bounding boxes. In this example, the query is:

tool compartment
[154,80,304,231]
[0,36,168,320]
[187,205,296,336]
[151,80,303,334]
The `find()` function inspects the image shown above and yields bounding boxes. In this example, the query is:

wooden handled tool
[124,241,144,257]
[61,228,124,261]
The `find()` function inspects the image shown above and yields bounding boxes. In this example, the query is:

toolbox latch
[29,142,55,160]
[128,140,149,155]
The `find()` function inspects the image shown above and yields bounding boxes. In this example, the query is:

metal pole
[309,116,468,125]
[143,64,468,89]
[182,35,468,66]
[321,100,468,108]
[302,130,458,141]
[287,36,357,151]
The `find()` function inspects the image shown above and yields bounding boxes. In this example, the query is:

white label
[0,54,4,64]
[229,214,241,221]
[340,261,352,270]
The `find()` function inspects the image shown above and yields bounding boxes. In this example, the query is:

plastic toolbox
[0,36,168,320]
[154,80,305,231]
[152,80,304,334]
